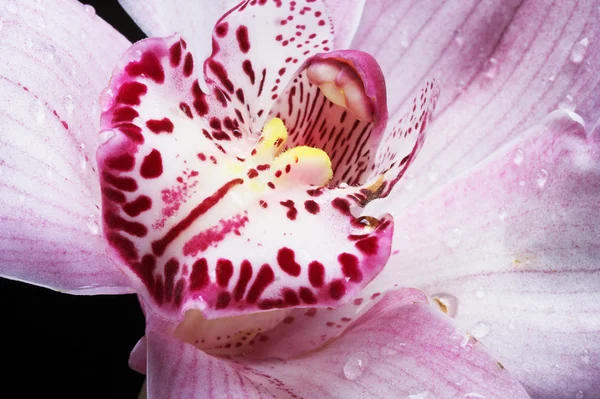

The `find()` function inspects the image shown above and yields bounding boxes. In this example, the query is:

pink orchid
[1,0,599,398]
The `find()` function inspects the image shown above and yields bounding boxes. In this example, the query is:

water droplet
[25,37,34,49]
[399,31,410,48]
[522,362,536,373]
[535,169,548,188]
[497,207,507,221]
[403,175,415,191]
[470,322,491,339]
[427,165,439,182]
[431,293,459,317]
[63,95,75,116]
[32,99,46,125]
[407,392,429,399]
[465,393,486,399]
[559,94,575,111]
[80,29,87,41]
[86,215,99,235]
[454,36,464,47]
[84,4,96,16]
[18,194,26,204]
[513,148,524,165]
[380,345,398,356]
[338,182,349,189]
[575,390,585,399]
[443,227,462,248]
[475,287,485,299]
[581,349,590,364]
[44,44,56,61]
[548,74,556,82]
[518,175,526,187]
[343,352,368,380]
[484,58,498,79]
[5,1,18,14]
[570,37,589,64]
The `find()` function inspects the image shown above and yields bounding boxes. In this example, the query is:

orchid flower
[1,0,599,398]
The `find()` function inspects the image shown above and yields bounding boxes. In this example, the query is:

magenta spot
[329,279,346,300]
[256,164,270,171]
[104,211,147,237]
[371,292,381,299]
[146,118,174,134]
[242,60,255,84]
[213,131,231,141]
[209,117,222,130]
[304,200,320,214]
[247,168,258,178]
[285,164,291,173]
[282,288,300,305]
[102,187,126,203]
[108,232,138,261]
[183,214,249,256]
[280,200,297,220]
[179,102,193,118]
[208,60,234,93]
[116,81,148,106]
[355,236,378,255]
[268,182,276,189]
[236,25,250,54]
[339,253,362,282]
[246,264,275,303]
[304,308,317,317]
[258,299,286,310]
[183,53,194,77]
[332,198,351,216]
[236,88,245,104]
[277,247,301,276]
[216,259,234,287]
[259,200,268,208]
[169,42,182,67]
[216,291,231,309]
[164,258,180,302]
[353,298,364,306]
[275,170,282,178]
[234,260,253,301]
[299,287,317,304]
[117,123,144,143]
[308,261,324,288]
[190,258,209,290]
[123,195,152,217]
[103,172,137,192]
[197,153,206,161]
[192,80,209,116]
[112,107,139,123]
[215,22,229,37]
[105,154,135,171]
[125,52,165,84]
[140,149,163,179]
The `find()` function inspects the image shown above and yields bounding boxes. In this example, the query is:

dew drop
[84,4,96,16]
[25,37,34,49]
[427,165,439,182]
[407,392,429,399]
[403,175,415,191]
[575,390,585,399]
[522,362,536,373]
[559,94,575,111]
[380,345,398,356]
[475,287,485,299]
[497,207,507,221]
[548,74,556,82]
[443,227,462,248]
[63,95,75,116]
[570,37,589,64]
[399,30,410,48]
[484,57,498,79]
[513,148,524,165]
[518,175,526,187]
[581,349,590,364]
[465,393,486,399]
[343,352,368,380]
[470,322,491,339]
[338,182,349,189]
[454,36,464,47]
[535,169,548,188]
[33,99,46,125]
[18,194,26,204]
[86,215,100,236]
[431,293,459,317]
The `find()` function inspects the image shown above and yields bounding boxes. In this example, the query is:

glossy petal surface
[0,0,133,293]
[351,0,600,203]
[375,111,600,398]
[98,36,394,321]
[145,292,530,398]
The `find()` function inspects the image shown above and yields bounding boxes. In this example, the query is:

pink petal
[375,111,600,398]
[145,292,530,398]
[323,0,367,49]
[129,336,147,374]
[205,0,334,132]
[351,1,600,198]
[0,0,133,294]
[98,36,394,321]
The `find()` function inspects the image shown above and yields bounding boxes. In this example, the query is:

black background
[2,1,149,398]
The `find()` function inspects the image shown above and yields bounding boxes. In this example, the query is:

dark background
[2,1,147,398]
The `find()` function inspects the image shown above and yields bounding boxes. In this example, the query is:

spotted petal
[205,0,334,133]
[98,35,394,321]
[372,110,600,398]
[144,292,530,398]
[0,0,133,293]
